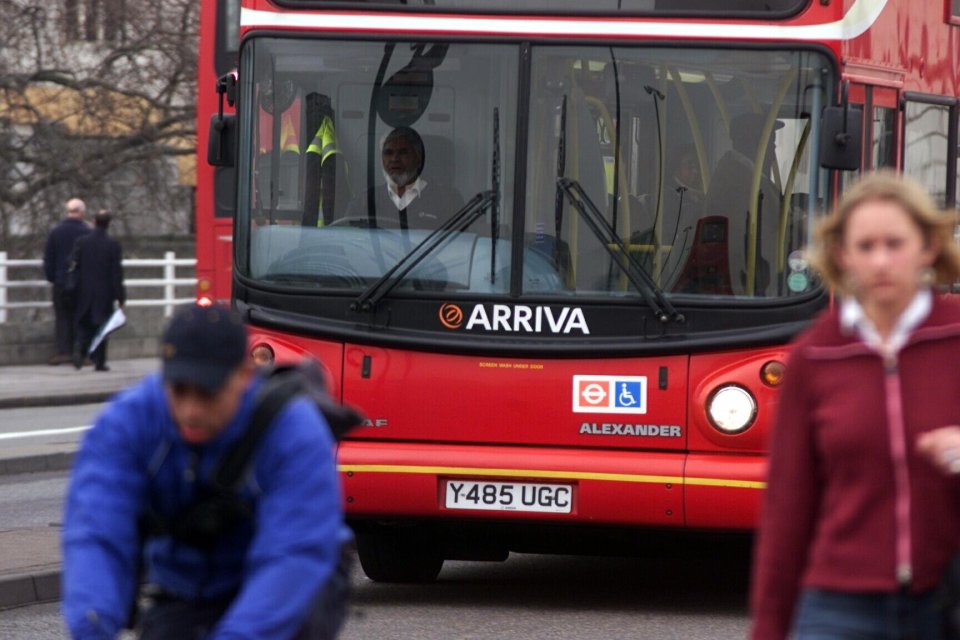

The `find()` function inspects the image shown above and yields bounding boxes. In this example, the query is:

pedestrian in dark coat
[43,198,91,364]
[73,210,125,371]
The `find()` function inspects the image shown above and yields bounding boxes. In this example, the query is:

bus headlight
[706,385,757,434]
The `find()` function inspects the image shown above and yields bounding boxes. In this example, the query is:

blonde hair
[811,170,960,294]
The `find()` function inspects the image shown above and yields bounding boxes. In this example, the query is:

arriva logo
[439,303,464,329]
[438,303,590,335]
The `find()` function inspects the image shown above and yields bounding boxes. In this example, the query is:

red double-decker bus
[199,0,960,582]
[196,0,240,304]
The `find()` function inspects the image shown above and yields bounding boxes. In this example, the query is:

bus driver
[344,126,463,230]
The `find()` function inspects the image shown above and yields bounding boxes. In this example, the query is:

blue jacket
[62,373,347,639]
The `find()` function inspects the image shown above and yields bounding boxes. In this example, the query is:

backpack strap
[211,372,303,490]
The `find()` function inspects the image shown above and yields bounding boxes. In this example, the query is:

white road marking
[0,426,91,441]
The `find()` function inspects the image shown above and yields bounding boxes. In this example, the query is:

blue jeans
[794,588,944,640]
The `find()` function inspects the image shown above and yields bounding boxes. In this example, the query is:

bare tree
[0,0,197,253]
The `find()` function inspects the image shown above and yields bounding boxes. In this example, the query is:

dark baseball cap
[161,303,248,392]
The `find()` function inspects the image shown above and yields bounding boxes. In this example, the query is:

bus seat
[419,133,456,189]
[671,215,733,294]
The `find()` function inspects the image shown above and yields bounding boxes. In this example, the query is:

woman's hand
[917,426,960,475]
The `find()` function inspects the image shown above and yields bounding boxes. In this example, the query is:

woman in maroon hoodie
[750,171,960,640]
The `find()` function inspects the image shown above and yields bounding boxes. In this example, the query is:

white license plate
[444,480,573,513]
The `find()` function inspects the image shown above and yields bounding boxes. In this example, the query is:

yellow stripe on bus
[684,477,766,489]
[338,464,765,490]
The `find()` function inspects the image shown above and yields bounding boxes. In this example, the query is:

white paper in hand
[88,308,127,355]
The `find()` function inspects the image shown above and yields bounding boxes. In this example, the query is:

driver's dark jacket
[62,373,348,640]
[344,181,464,230]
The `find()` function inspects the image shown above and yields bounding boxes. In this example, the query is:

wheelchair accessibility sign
[572,375,647,414]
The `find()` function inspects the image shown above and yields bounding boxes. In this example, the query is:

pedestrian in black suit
[43,198,91,364]
[73,210,126,371]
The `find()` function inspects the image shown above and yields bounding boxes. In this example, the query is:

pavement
[0,357,158,611]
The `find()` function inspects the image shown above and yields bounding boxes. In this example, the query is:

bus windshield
[236,39,832,302]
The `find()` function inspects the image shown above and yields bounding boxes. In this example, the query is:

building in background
[0,0,197,248]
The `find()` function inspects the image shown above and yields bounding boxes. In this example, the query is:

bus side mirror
[819,105,863,171]
[208,114,237,167]
[207,114,237,217]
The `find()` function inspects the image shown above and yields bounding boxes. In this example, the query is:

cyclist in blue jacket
[62,303,350,639]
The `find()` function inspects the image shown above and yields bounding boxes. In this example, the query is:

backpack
[140,358,364,550]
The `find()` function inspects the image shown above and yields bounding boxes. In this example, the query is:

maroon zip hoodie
[750,294,960,640]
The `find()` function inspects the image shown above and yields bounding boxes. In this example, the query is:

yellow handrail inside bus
[745,69,797,296]
[584,95,633,291]
[738,77,783,191]
[778,119,811,272]
[739,77,761,118]
[704,71,730,135]
[567,66,581,289]
[668,66,710,195]
[530,80,544,258]
[582,98,632,238]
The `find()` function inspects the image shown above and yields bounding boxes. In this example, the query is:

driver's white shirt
[386,176,427,210]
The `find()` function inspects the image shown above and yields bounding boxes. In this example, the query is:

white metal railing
[0,251,197,323]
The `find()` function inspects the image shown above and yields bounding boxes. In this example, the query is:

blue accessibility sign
[613,380,643,408]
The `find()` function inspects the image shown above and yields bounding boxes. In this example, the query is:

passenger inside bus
[626,144,705,271]
[658,144,707,287]
[703,112,784,296]
[341,126,464,230]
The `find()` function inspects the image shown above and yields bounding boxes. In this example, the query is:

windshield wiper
[351,190,496,312]
[557,177,684,324]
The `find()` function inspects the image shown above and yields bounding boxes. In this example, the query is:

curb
[0,570,60,611]
[0,386,133,612]
[0,392,114,411]
[0,453,75,477]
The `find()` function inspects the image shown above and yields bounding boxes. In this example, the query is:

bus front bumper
[339,441,765,529]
